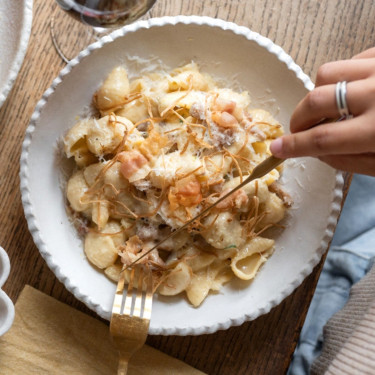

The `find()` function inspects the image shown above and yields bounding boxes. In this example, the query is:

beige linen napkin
[0,285,206,375]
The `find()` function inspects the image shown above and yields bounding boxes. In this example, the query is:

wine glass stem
[50,11,70,64]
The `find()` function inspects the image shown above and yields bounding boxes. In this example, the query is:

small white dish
[0,0,33,108]
[20,16,343,335]
[0,246,15,336]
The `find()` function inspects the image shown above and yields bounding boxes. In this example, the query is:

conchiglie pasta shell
[105,263,132,283]
[247,109,284,138]
[149,151,202,189]
[83,162,105,186]
[258,192,286,227]
[103,161,129,191]
[94,66,130,111]
[66,170,91,214]
[116,98,150,124]
[231,237,274,280]
[168,70,209,92]
[86,116,130,156]
[201,212,245,249]
[207,260,233,291]
[186,260,232,307]
[185,274,211,307]
[63,120,96,166]
[186,252,216,272]
[180,246,216,272]
[104,263,122,282]
[64,120,90,157]
[85,232,117,269]
[84,221,124,269]
[158,90,206,116]
[158,262,192,296]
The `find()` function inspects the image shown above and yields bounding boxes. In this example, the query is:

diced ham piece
[216,188,248,209]
[169,175,202,208]
[118,150,148,180]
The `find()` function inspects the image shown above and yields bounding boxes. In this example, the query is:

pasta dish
[63,63,291,307]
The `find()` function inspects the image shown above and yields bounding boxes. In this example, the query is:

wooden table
[1,0,373,373]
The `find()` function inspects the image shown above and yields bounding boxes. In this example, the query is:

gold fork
[110,265,153,375]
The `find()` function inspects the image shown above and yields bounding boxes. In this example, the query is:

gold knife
[124,155,284,269]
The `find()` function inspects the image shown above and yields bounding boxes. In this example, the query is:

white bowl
[0,0,33,108]
[20,16,343,335]
[0,246,15,336]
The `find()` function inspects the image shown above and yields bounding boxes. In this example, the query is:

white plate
[20,16,343,336]
[0,246,14,336]
[0,0,33,108]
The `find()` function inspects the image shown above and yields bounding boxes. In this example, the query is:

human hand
[270,47,375,176]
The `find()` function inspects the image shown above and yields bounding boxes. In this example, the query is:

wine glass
[51,0,157,62]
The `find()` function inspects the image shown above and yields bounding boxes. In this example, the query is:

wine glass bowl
[51,0,157,62]
[55,0,157,28]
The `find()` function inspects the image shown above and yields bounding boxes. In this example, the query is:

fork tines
[110,264,154,374]
[112,265,153,321]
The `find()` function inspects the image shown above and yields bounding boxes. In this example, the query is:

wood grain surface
[1,0,373,374]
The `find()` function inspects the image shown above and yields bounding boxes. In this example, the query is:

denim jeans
[287,174,375,375]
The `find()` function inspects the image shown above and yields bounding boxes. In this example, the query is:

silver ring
[335,81,350,118]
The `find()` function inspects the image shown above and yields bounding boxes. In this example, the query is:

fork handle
[118,358,129,375]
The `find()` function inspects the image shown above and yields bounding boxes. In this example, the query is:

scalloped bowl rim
[0,0,33,108]
[0,246,15,336]
[20,16,343,335]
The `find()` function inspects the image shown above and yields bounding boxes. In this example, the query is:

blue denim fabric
[287,174,375,375]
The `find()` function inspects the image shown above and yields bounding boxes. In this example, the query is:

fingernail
[270,138,283,156]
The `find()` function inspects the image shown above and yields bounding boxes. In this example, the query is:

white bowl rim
[0,246,15,336]
[0,246,10,287]
[0,0,33,108]
[20,15,344,335]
